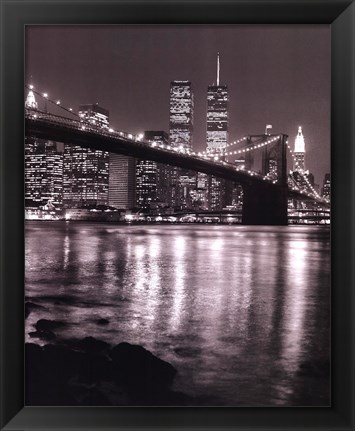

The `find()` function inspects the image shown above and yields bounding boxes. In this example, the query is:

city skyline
[23,26,331,409]
[26,25,330,185]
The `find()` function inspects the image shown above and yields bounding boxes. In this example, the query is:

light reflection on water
[25,222,330,406]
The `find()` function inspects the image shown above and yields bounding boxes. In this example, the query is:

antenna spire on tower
[217,52,220,86]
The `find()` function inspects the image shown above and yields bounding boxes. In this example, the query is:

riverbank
[26,317,194,406]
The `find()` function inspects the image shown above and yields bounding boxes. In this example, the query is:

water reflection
[63,235,70,269]
[170,236,186,332]
[25,222,330,406]
[283,240,308,370]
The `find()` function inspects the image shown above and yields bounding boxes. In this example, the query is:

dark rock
[35,319,66,332]
[139,389,196,406]
[42,339,112,385]
[40,344,86,385]
[96,318,109,326]
[25,339,182,406]
[25,301,45,318]
[76,354,113,384]
[26,342,43,359]
[25,342,78,406]
[25,343,44,399]
[109,342,177,395]
[66,337,110,355]
[79,388,112,406]
[29,330,57,341]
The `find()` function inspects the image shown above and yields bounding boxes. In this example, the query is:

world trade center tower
[206,53,230,210]
[207,53,229,152]
[169,80,194,208]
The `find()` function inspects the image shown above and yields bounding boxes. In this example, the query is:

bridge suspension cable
[224,137,248,148]
[25,84,328,205]
[25,84,145,141]
[285,139,329,203]
[197,134,281,162]
[25,84,79,119]
[223,135,281,157]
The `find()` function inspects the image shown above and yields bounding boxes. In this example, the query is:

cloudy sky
[26,25,330,185]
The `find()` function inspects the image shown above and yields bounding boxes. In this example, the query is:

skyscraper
[207,54,229,152]
[289,126,317,208]
[135,131,169,210]
[25,90,63,209]
[189,172,208,210]
[78,103,110,129]
[169,81,195,208]
[169,81,194,150]
[108,154,136,209]
[290,126,309,192]
[25,139,64,208]
[63,104,109,208]
[206,54,230,210]
[293,126,306,171]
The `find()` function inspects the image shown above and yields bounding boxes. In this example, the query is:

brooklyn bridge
[25,87,329,226]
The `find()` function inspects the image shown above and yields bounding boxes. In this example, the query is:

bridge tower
[242,134,288,225]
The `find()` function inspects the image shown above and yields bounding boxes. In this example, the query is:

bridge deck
[25,109,329,207]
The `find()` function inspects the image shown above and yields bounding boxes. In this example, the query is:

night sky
[26,25,330,185]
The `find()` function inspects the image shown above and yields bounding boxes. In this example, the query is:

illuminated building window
[206,54,230,210]
[63,104,109,208]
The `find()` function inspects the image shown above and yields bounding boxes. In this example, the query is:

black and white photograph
[24,24,331,407]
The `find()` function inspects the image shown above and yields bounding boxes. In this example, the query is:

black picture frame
[1,0,354,430]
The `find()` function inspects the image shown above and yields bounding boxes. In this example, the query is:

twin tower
[169,53,228,153]
[169,54,307,174]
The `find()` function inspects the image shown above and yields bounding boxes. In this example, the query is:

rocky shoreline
[25,302,330,406]
[26,312,193,406]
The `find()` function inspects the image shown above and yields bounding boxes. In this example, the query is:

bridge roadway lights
[242,183,288,225]
[26,117,293,225]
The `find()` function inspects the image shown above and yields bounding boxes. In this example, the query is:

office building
[78,103,110,129]
[293,126,306,172]
[25,138,64,208]
[63,103,109,208]
[25,89,63,208]
[206,53,230,210]
[108,154,136,209]
[289,126,316,197]
[169,81,194,150]
[289,127,316,209]
[207,54,229,152]
[136,131,169,210]
[169,81,195,209]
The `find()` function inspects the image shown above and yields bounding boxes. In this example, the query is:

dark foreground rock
[35,319,67,332]
[28,319,67,342]
[65,336,111,355]
[29,330,57,341]
[109,342,177,402]
[25,338,191,406]
[25,302,45,319]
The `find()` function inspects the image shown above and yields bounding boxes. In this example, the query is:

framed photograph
[1,0,354,430]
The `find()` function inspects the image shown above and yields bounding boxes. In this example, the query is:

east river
[25,222,330,406]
